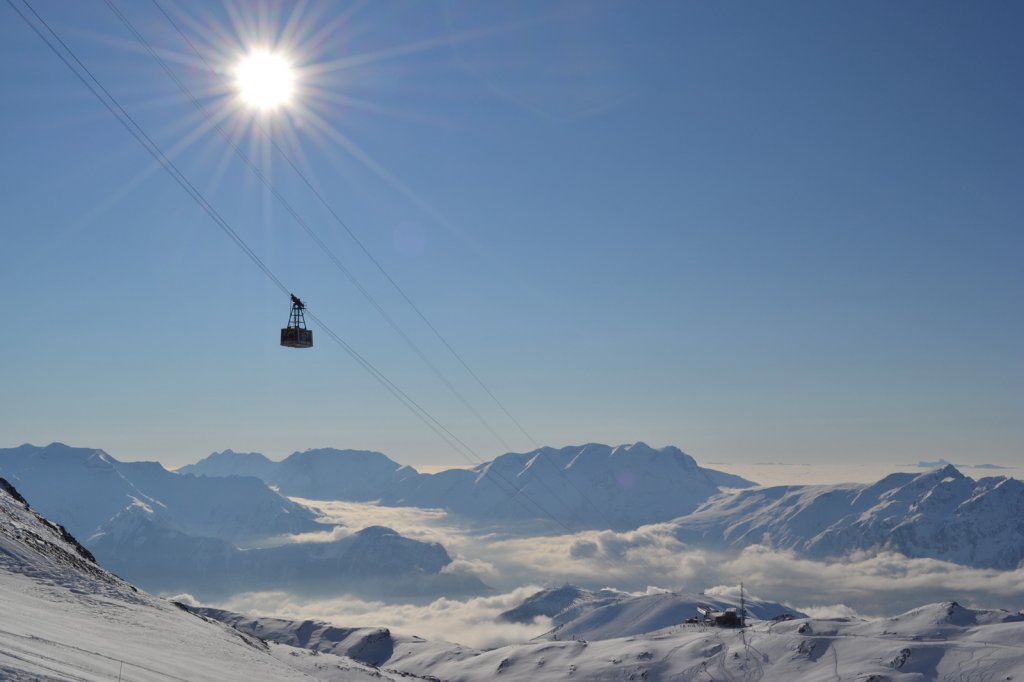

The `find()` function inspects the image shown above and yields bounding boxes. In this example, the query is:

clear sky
[1,1,1021,471]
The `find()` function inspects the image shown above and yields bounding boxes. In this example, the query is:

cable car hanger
[280,294,313,348]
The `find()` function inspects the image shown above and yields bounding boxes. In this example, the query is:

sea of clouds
[187,498,1024,648]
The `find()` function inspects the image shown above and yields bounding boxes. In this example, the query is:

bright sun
[235,50,294,110]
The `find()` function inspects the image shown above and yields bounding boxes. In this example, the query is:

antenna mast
[740,581,747,627]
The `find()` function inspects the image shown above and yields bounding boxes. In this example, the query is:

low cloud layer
[218,586,552,649]
[487,525,1024,616]
[209,498,1024,647]
[726,545,1024,616]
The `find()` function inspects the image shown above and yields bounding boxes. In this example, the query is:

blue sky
[1,1,1021,470]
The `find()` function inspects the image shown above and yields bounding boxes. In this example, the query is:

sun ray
[303,87,446,127]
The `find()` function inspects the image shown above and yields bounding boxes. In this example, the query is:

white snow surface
[194,594,1024,682]
[498,585,801,638]
[384,613,1024,682]
[545,591,800,641]
[499,584,629,624]
[0,477,400,681]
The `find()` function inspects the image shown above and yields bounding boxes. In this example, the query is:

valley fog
[205,497,1024,648]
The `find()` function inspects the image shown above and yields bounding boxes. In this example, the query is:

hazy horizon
[7,438,1024,486]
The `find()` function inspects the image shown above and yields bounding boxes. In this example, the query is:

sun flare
[235,50,294,111]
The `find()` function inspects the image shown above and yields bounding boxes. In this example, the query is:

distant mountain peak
[936,463,965,478]
[355,525,399,538]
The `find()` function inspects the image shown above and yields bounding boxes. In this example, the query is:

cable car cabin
[281,327,312,348]
[281,294,313,348]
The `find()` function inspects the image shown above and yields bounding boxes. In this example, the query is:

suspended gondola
[280,294,313,348]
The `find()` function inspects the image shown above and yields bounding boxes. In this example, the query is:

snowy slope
[383,602,1024,681]
[546,590,800,641]
[499,585,628,624]
[672,464,1024,568]
[195,590,1024,681]
[186,606,435,667]
[499,585,800,639]
[0,477,407,681]
[433,608,1023,682]
[185,442,757,530]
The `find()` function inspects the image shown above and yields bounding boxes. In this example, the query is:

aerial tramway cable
[107,0,521,458]
[150,0,543,451]
[107,0,596,530]
[9,0,585,536]
[4,0,290,300]
[141,0,619,531]
[9,0,586,537]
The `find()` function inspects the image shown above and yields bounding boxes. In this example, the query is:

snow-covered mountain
[179,447,415,501]
[500,585,800,638]
[183,606,412,667]
[86,502,489,600]
[499,584,627,624]
[544,590,800,641]
[0,443,324,543]
[183,442,757,530]
[671,464,1024,569]
[0,477,409,681]
[1,443,487,600]
[177,448,277,479]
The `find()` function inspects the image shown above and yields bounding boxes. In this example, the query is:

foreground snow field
[0,477,400,681]
[191,597,1024,681]
[0,571,403,681]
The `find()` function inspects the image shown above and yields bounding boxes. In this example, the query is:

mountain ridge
[0,442,324,543]
[670,463,1024,569]
[182,441,757,530]
[0,443,489,600]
